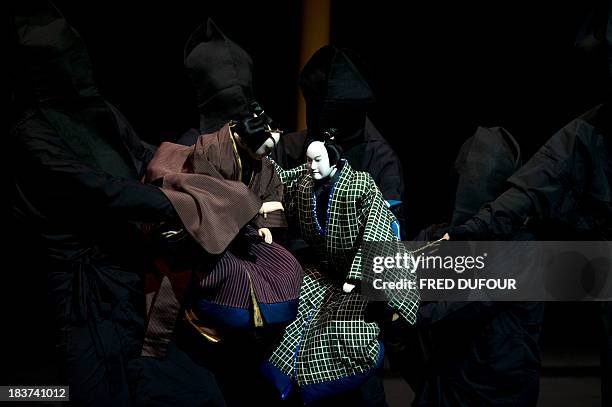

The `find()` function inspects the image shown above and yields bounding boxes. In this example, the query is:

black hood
[12,0,137,180]
[13,0,98,104]
[451,127,522,226]
[184,18,254,134]
[300,45,374,139]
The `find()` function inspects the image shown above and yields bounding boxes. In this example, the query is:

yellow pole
[296,0,330,131]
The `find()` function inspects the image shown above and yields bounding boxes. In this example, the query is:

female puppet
[261,131,419,404]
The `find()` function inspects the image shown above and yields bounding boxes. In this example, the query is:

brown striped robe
[142,124,302,357]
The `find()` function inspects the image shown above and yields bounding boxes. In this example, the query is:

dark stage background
[43,0,610,235]
[7,0,609,402]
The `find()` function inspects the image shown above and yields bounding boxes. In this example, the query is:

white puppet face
[236,130,281,159]
[306,141,335,180]
[252,131,280,158]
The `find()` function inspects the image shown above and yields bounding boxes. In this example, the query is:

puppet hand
[434,225,468,241]
[342,278,360,293]
[259,201,284,218]
[342,282,356,293]
[258,228,273,244]
[433,218,489,241]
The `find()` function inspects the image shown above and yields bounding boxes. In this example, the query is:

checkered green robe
[264,159,419,399]
[272,158,419,322]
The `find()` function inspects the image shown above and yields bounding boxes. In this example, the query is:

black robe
[405,126,544,407]
[457,104,611,241]
[12,106,226,407]
[446,103,611,407]
[12,104,180,406]
[11,3,224,406]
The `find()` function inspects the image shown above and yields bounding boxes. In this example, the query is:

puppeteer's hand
[258,228,273,244]
[259,201,284,218]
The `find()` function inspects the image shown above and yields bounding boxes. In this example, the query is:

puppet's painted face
[252,131,280,158]
[306,141,335,180]
[237,131,280,159]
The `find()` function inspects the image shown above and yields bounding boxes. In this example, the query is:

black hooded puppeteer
[272,45,406,234]
[11,2,224,406]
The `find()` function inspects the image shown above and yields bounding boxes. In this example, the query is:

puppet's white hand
[258,227,273,244]
[342,282,356,293]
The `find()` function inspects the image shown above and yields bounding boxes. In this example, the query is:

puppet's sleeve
[151,138,262,254]
[268,157,307,193]
[350,175,420,324]
[348,175,394,281]
[253,161,287,229]
[267,157,307,219]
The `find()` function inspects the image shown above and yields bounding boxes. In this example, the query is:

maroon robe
[142,124,301,357]
[147,123,286,253]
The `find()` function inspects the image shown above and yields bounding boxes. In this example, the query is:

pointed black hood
[184,18,254,134]
[13,0,98,103]
[299,45,374,139]
[451,127,522,226]
[12,0,137,180]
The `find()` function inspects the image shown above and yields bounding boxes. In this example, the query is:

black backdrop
[45,0,609,235]
[50,0,302,145]
[7,0,609,390]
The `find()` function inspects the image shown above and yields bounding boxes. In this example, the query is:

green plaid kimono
[262,159,419,403]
